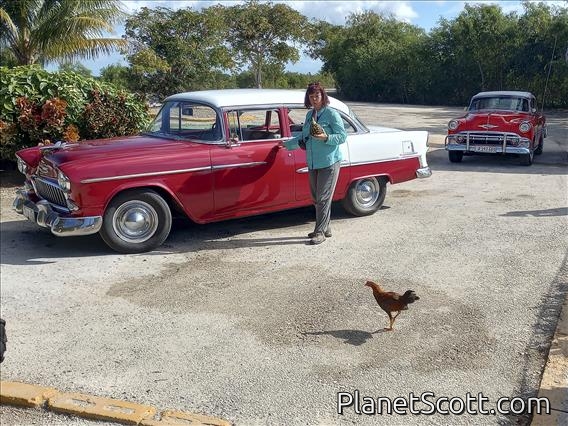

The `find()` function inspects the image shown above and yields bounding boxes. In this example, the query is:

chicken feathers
[365,280,419,331]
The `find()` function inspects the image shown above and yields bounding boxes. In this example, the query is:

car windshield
[143,101,222,142]
[469,96,529,112]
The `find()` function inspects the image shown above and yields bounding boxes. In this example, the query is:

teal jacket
[283,106,347,170]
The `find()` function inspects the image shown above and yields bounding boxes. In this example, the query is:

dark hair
[304,82,329,108]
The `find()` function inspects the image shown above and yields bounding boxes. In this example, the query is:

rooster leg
[384,312,394,331]
[390,311,401,329]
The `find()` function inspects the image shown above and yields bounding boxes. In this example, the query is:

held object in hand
[310,117,325,136]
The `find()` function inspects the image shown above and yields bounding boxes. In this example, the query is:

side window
[230,109,282,142]
[288,108,308,134]
[288,107,357,134]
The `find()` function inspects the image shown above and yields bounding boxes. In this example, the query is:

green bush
[0,66,150,161]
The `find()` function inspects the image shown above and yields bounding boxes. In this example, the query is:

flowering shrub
[81,90,144,140]
[16,97,69,144]
[0,66,150,161]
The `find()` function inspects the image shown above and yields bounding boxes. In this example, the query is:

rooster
[365,280,420,331]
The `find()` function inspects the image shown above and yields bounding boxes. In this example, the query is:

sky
[60,0,567,76]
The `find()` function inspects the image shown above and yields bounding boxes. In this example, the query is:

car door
[210,108,295,218]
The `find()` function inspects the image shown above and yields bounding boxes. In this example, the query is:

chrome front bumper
[12,190,102,237]
[416,167,432,178]
[445,134,531,155]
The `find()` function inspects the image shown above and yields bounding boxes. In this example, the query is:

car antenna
[539,34,557,113]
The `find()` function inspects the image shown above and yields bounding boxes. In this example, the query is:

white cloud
[122,1,420,25]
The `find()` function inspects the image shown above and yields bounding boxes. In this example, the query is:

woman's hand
[311,131,328,141]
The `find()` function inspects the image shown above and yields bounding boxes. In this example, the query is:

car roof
[472,91,534,99]
[164,89,351,114]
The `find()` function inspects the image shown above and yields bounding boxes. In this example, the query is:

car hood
[461,111,529,128]
[33,134,212,181]
[45,135,203,166]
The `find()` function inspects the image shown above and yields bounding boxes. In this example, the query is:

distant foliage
[314,3,568,107]
[0,66,149,160]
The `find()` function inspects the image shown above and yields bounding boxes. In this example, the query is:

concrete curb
[0,381,231,425]
[531,294,568,426]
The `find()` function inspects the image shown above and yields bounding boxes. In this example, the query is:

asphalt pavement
[1,104,566,425]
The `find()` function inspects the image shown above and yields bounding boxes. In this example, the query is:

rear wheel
[100,189,172,253]
[341,177,387,216]
[448,151,463,163]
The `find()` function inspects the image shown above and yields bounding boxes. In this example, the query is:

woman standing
[283,83,347,245]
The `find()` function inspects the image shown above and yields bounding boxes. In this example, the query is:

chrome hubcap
[113,201,158,243]
[355,179,379,208]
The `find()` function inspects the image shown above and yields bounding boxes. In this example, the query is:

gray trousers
[308,161,341,234]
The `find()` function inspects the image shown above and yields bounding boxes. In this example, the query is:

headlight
[448,120,459,130]
[519,122,532,133]
[16,156,29,175]
[57,170,71,191]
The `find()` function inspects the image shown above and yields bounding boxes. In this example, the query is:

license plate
[472,145,497,153]
[22,205,36,222]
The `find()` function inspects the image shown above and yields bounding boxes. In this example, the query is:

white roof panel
[165,89,350,114]
[472,91,534,99]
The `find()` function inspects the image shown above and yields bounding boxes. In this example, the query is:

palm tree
[0,0,127,66]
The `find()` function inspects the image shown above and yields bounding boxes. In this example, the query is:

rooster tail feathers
[402,290,420,303]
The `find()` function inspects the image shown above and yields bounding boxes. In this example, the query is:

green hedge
[0,66,150,161]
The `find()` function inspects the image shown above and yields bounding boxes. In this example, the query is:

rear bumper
[416,167,432,178]
[13,190,102,237]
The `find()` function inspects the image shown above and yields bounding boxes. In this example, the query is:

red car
[13,89,431,253]
[445,91,546,166]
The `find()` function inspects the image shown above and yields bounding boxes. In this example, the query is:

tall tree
[314,11,426,102]
[0,0,127,66]
[224,0,309,88]
[124,5,233,98]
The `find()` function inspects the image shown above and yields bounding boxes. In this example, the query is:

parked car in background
[445,91,546,166]
[13,89,431,254]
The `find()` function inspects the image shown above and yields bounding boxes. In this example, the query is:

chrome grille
[33,177,67,207]
[454,132,523,146]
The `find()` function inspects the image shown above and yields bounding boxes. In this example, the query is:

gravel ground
[1,104,566,425]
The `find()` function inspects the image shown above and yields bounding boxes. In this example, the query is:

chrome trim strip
[81,166,212,184]
[212,161,267,170]
[296,160,350,174]
[349,155,419,166]
[295,157,412,174]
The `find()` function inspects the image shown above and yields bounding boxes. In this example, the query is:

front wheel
[448,151,463,163]
[341,177,387,216]
[100,189,172,253]
[520,148,534,166]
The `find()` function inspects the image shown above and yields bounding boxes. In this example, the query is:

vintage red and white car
[445,91,546,166]
[13,89,431,253]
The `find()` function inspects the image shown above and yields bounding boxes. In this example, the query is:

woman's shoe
[310,233,326,245]
[308,230,332,238]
